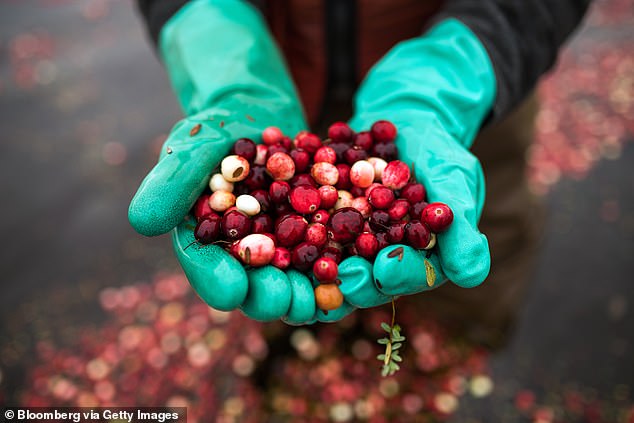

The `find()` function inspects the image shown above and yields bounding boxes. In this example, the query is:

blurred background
[0,0,632,421]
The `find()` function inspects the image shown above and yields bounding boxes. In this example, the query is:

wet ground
[0,0,632,421]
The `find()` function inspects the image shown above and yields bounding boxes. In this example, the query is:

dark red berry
[321,245,343,264]
[274,202,293,218]
[290,148,311,173]
[335,164,352,190]
[280,136,293,150]
[318,185,338,209]
[371,142,398,161]
[269,181,291,204]
[252,213,273,233]
[388,199,410,221]
[194,214,221,244]
[328,122,354,144]
[250,189,271,212]
[243,165,271,191]
[371,120,397,143]
[350,186,365,197]
[343,146,368,165]
[368,186,395,210]
[222,210,252,241]
[290,173,318,188]
[329,142,350,162]
[275,214,308,248]
[355,232,379,259]
[346,244,359,257]
[405,220,431,249]
[193,194,213,220]
[353,131,374,151]
[267,143,288,156]
[421,202,454,233]
[289,185,321,214]
[328,207,364,244]
[369,209,390,232]
[232,138,257,162]
[295,132,322,153]
[409,200,428,220]
[376,232,389,250]
[291,242,320,271]
[313,257,339,283]
[386,221,406,243]
[400,183,426,204]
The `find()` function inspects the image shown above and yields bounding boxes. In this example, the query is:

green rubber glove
[335,18,497,312]
[128,0,317,322]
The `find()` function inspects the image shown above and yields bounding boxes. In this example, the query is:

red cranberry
[405,220,431,249]
[266,152,295,181]
[262,232,277,244]
[355,232,379,259]
[250,189,271,212]
[365,183,383,198]
[274,202,293,217]
[400,182,426,204]
[376,232,389,250]
[353,131,374,151]
[371,120,397,143]
[371,142,398,161]
[351,197,372,219]
[291,242,320,271]
[335,163,352,190]
[275,214,308,248]
[228,240,241,260]
[280,136,292,150]
[328,207,364,244]
[368,186,395,209]
[193,194,213,220]
[382,160,411,190]
[388,199,410,221]
[321,246,343,264]
[252,213,273,233]
[262,126,284,145]
[269,181,291,204]
[222,210,252,241]
[362,221,374,234]
[237,234,275,267]
[194,214,221,244]
[231,138,257,162]
[409,200,429,220]
[267,143,288,156]
[343,146,369,165]
[243,165,271,191]
[386,221,406,243]
[271,246,291,269]
[369,209,390,232]
[290,148,311,173]
[328,122,354,143]
[290,173,318,188]
[289,185,321,214]
[306,223,328,247]
[318,185,338,209]
[294,131,322,153]
[314,146,337,164]
[350,186,365,197]
[311,209,330,225]
[313,257,339,283]
[421,202,454,233]
[329,142,350,162]
[311,162,339,186]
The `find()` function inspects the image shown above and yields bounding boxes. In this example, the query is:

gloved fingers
[172,218,248,310]
[239,266,293,322]
[338,256,392,307]
[282,269,317,325]
[373,244,446,296]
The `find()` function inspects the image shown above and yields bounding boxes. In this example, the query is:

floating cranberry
[222,210,252,240]
[311,209,330,225]
[371,141,398,161]
[405,220,431,249]
[231,138,257,162]
[266,152,295,181]
[221,155,250,182]
[343,146,369,165]
[318,185,338,209]
[294,131,322,153]
[289,185,321,214]
[314,284,344,311]
[262,126,284,145]
[382,160,411,190]
[243,165,271,191]
[193,194,213,220]
[237,234,275,267]
[290,173,318,188]
[305,223,328,247]
[275,214,308,248]
[369,209,390,232]
[371,120,397,143]
[289,148,311,173]
[354,131,374,151]
[386,221,406,243]
[368,186,395,209]
[400,182,426,204]
[291,242,320,271]
[388,199,410,221]
[421,202,454,233]
[194,214,221,244]
[269,181,291,204]
[355,232,379,259]
[209,190,236,212]
[313,257,338,283]
[271,246,291,269]
[251,213,273,233]
[314,146,337,164]
[335,163,352,190]
[311,162,339,186]
[328,207,364,244]
[328,122,354,143]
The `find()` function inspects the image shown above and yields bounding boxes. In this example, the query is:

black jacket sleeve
[435,0,592,121]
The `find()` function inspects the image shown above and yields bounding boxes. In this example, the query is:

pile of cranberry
[191,121,453,312]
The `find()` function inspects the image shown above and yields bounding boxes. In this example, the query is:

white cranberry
[424,232,437,250]
[311,162,339,186]
[382,160,411,190]
[235,194,261,216]
[334,190,353,210]
[208,190,236,212]
[254,144,268,166]
[368,157,388,181]
[237,234,275,267]
[221,155,250,182]
[266,152,295,181]
[209,173,234,192]
[349,160,375,188]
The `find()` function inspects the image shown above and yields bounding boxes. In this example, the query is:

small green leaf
[381,322,391,332]
[377,354,386,361]
[392,343,402,350]
[381,366,390,377]
[377,338,389,345]
[392,354,402,362]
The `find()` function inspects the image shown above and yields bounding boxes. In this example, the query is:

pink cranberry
[306,223,328,247]
[349,160,375,188]
[193,194,213,220]
[368,185,395,209]
[353,131,374,151]
[243,165,271,191]
[267,143,288,156]
[294,131,322,153]
[405,220,431,249]
[314,146,337,164]
[254,144,268,166]
[371,142,398,161]
[275,214,308,248]
[252,213,273,233]
[266,152,295,181]
[351,197,372,219]
[400,183,426,203]
[209,190,236,212]
[271,247,291,269]
[409,200,428,220]
[250,189,271,212]
[376,232,389,250]
[388,199,410,221]
[222,210,252,240]
[311,209,330,225]
[369,209,390,232]
[327,122,354,143]
[343,146,369,165]
[313,257,339,283]
[289,185,321,214]
[262,126,284,145]
[194,214,221,244]
[386,221,406,243]
[290,148,311,173]
[328,207,364,244]
[318,185,338,209]
[237,234,275,267]
[311,162,339,186]
[421,202,454,233]
[335,164,352,190]
[290,173,318,188]
[269,180,291,204]
[382,160,410,190]
[371,120,397,143]
[231,138,257,163]
[355,233,379,260]
[291,242,320,271]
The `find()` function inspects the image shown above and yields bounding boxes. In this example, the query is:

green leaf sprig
[377,298,405,377]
